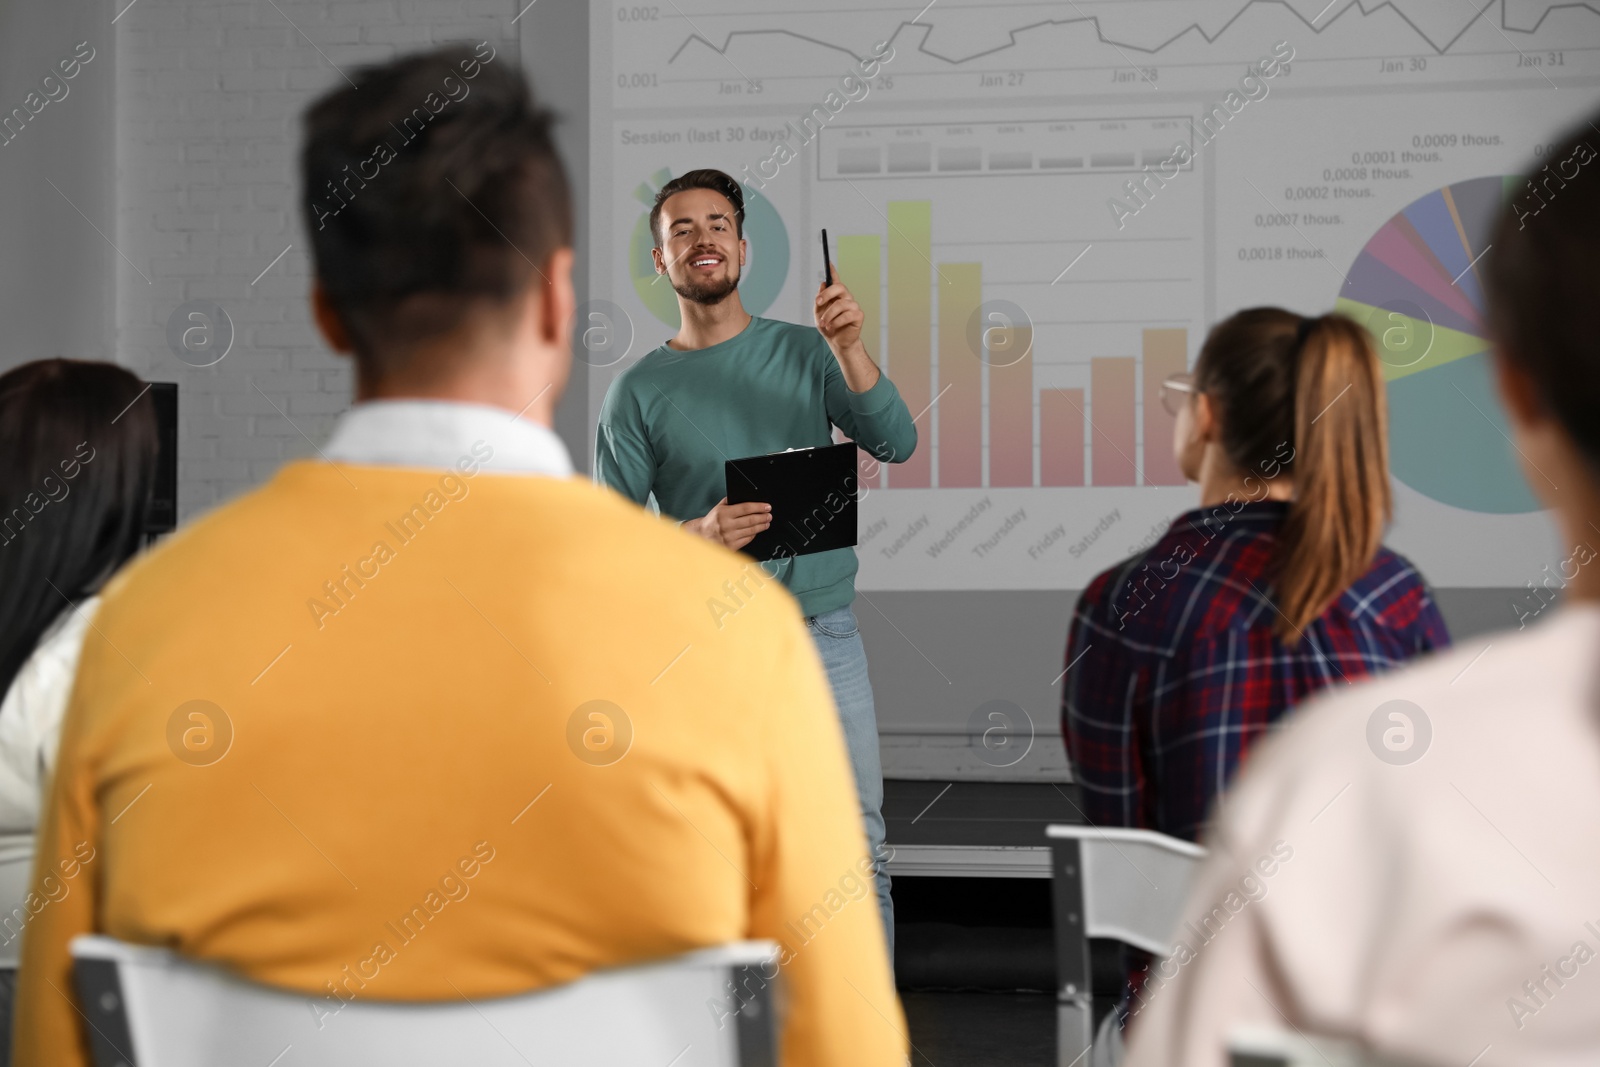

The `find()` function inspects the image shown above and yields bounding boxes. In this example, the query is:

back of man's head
[301,43,572,379]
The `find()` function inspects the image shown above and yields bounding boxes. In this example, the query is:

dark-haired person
[1124,115,1600,1066]
[595,168,917,953]
[0,360,155,1062]
[1064,309,1449,844]
[16,48,903,1067]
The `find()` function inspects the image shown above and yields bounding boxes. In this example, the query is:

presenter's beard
[672,264,741,306]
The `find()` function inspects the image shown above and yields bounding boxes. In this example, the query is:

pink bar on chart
[988,326,1034,487]
[1041,389,1085,487]
[887,201,931,487]
[1142,328,1188,486]
[1091,357,1136,486]
[938,263,983,488]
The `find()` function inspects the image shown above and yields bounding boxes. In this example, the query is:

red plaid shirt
[1062,500,1450,842]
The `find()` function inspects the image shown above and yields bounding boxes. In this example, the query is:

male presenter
[595,169,917,953]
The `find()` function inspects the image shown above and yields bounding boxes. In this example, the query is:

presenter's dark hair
[1484,114,1600,482]
[649,169,745,247]
[1194,309,1390,643]
[0,360,158,700]
[301,43,572,374]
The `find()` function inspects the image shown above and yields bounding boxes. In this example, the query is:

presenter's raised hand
[815,274,882,393]
[814,278,865,357]
[683,497,772,550]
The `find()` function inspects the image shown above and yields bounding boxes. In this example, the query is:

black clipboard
[725,442,859,562]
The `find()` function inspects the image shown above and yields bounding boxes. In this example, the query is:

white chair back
[71,934,779,1067]
[1229,1025,1424,1067]
[1047,825,1206,954]
[1045,824,1206,1067]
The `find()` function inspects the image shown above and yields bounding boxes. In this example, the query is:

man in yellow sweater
[15,45,904,1066]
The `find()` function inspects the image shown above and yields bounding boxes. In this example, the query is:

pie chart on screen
[1335,175,1541,514]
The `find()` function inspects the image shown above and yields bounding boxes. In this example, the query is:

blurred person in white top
[0,360,156,1044]
[1124,112,1600,1066]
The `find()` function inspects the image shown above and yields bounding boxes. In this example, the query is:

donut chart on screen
[1335,175,1540,515]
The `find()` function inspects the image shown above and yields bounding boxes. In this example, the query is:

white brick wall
[115,0,521,519]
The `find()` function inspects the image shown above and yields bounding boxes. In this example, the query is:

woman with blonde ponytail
[1063,307,1449,843]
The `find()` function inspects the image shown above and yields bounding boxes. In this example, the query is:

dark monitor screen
[146,382,177,534]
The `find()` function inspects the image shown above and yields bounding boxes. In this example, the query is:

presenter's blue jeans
[803,605,894,964]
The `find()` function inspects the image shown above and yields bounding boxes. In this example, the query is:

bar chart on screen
[801,113,1205,588]
[833,204,1193,494]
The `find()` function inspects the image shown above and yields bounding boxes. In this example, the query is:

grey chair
[71,934,779,1067]
[1045,824,1205,1067]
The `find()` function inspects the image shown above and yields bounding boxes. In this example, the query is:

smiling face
[652,187,746,306]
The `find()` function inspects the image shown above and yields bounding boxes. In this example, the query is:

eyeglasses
[1159,372,1196,417]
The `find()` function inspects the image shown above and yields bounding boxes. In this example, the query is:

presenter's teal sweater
[595,315,917,617]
